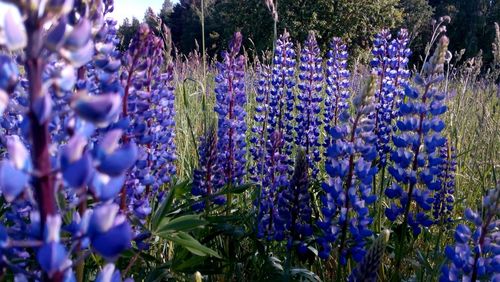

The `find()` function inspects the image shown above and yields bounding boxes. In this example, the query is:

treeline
[117,0,500,69]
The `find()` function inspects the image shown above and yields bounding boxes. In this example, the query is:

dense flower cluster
[277,150,313,254]
[250,64,272,184]
[295,32,323,177]
[371,29,411,167]
[256,130,289,240]
[432,142,457,222]
[0,0,140,279]
[270,31,296,165]
[0,1,482,279]
[249,65,289,240]
[191,124,222,211]
[440,186,499,281]
[215,32,247,191]
[192,32,247,211]
[318,75,378,263]
[120,24,177,218]
[324,37,350,149]
[385,36,450,235]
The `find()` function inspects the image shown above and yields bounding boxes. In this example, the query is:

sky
[113,0,179,23]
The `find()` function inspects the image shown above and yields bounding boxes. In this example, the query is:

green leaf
[151,180,190,230]
[217,183,255,195]
[289,268,322,282]
[155,214,207,234]
[158,231,221,258]
[144,263,173,282]
[171,255,207,273]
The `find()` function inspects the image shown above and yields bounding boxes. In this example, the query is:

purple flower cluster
[0,1,139,279]
[324,37,350,149]
[432,142,456,222]
[295,32,323,177]
[371,29,411,167]
[276,150,313,254]
[192,32,247,211]
[256,131,289,240]
[385,36,450,235]
[250,33,300,241]
[440,186,499,281]
[191,125,222,211]
[215,32,247,190]
[270,31,296,164]
[120,24,177,218]
[250,64,272,184]
[319,75,378,263]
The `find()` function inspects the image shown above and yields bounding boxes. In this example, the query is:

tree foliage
[118,0,500,70]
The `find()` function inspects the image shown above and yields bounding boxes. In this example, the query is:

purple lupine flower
[150,64,177,187]
[319,75,378,263]
[0,1,135,278]
[371,29,411,167]
[385,36,450,235]
[324,37,350,149]
[96,263,122,282]
[269,31,296,167]
[440,186,499,281]
[250,64,272,185]
[214,32,247,194]
[277,150,313,256]
[432,142,457,222]
[256,130,289,240]
[295,32,323,177]
[119,24,177,217]
[191,124,224,211]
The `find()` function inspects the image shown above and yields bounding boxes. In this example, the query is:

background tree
[117,17,140,51]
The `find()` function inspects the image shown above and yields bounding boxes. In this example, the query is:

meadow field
[0,0,498,281]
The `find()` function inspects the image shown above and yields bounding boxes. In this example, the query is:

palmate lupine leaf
[158,231,221,258]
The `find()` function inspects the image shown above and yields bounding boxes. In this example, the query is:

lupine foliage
[0,2,498,281]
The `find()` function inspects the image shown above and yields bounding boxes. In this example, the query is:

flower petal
[91,221,132,259]
[62,152,93,188]
[3,8,27,51]
[97,142,137,176]
[73,93,121,126]
[90,172,125,201]
[36,242,68,276]
[0,161,28,202]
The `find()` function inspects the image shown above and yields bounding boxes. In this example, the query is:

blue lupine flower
[256,130,289,240]
[37,215,69,278]
[295,32,323,177]
[319,75,378,263]
[269,31,296,169]
[96,263,122,282]
[119,24,177,217]
[87,203,132,259]
[214,32,247,193]
[250,64,272,185]
[371,29,411,167]
[385,36,450,235]
[324,37,350,148]
[191,124,224,211]
[0,54,19,92]
[277,150,313,255]
[0,2,136,277]
[440,186,500,281]
[432,142,456,222]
